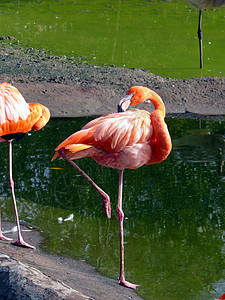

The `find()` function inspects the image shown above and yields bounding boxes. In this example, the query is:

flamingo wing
[0,82,30,126]
[54,109,153,155]
[0,82,50,137]
[0,102,50,137]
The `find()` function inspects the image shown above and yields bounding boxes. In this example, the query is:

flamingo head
[118,86,166,117]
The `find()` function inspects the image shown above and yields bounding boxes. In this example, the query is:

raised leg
[8,140,35,249]
[117,170,139,289]
[198,9,203,69]
[59,149,111,219]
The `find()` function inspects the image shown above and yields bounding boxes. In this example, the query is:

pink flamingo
[52,86,172,289]
[0,82,50,248]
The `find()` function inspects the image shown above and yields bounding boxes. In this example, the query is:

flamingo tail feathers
[52,144,92,162]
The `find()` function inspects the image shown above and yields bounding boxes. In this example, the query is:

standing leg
[0,136,12,241]
[59,149,111,219]
[8,140,35,249]
[198,9,203,69]
[117,170,139,289]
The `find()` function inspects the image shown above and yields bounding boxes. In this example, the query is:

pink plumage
[53,86,172,289]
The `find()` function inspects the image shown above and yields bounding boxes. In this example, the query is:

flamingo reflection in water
[0,82,50,248]
[186,0,225,68]
[52,86,172,289]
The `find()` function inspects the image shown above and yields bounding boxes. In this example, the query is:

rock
[0,254,90,299]
[0,36,16,40]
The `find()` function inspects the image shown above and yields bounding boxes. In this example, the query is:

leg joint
[117,207,124,221]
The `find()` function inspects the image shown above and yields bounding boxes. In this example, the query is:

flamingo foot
[12,237,35,249]
[0,233,13,241]
[119,278,140,289]
[101,193,111,219]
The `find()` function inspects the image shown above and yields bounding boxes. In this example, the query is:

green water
[0,0,224,79]
[0,117,225,299]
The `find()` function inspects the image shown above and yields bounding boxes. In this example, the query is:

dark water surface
[0,0,224,79]
[0,117,225,299]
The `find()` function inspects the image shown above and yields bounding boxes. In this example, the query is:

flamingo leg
[60,150,111,219]
[198,9,203,69]
[117,169,139,289]
[8,140,35,249]
[0,136,12,241]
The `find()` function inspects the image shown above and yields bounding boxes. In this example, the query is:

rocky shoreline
[0,223,142,300]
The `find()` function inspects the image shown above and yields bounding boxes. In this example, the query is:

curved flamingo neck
[122,86,171,164]
[146,89,166,118]
[146,89,171,164]
[149,109,172,164]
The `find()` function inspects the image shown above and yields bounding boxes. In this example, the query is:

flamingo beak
[117,93,134,113]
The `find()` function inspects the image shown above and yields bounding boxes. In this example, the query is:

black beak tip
[117,105,124,113]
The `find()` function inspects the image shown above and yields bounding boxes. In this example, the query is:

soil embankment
[1,42,225,119]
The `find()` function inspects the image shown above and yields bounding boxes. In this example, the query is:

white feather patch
[0,83,30,125]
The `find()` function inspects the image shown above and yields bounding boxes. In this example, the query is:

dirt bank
[0,41,225,119]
